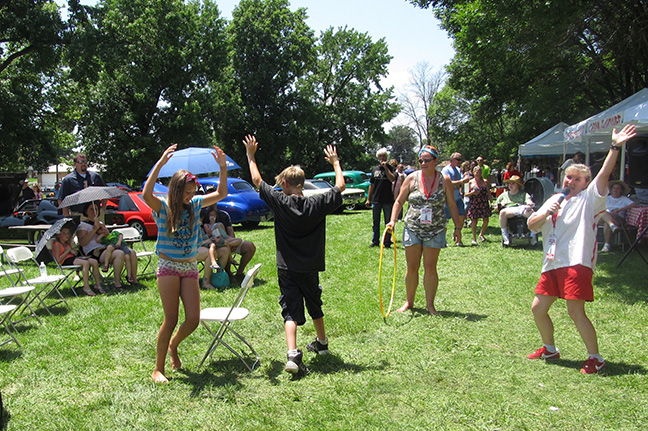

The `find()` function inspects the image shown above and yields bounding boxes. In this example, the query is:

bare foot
[427,306,440,316]
[396,302,412,313]
[169,348,182,371]
[151,370,168,383]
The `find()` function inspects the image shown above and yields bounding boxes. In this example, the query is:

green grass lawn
[2,211,648,430]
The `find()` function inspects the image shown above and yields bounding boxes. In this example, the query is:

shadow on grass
[547,358,648,376]
[593,253,648,304]
[263,353,388,382]
[402,307,488,322]
[0,347,23,362]
[174,358,258,397]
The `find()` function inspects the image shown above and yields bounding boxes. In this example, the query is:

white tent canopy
[519,122,569,156]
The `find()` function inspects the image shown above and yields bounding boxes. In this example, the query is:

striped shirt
[153,196,204,260]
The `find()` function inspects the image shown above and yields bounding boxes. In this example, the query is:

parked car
[0,198,63,228]
[303,179,366,211]
[313,171,371,207]
[197,177,272,227]
[107,192,159,239]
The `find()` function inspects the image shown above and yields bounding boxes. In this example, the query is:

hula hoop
[378,227,397,318]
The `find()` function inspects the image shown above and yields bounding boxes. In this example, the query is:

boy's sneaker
[306,338,329,355]
[601,243,611,252]
[580,357,606,374]
[285,350,307,374]
[527,346,560,360]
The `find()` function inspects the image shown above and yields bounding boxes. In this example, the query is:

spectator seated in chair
[495,175,537,246]
[599,180,636,252]
[197,206,256,289]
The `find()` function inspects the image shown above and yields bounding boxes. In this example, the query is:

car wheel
[345,203,357,211]
[129,220,146,239]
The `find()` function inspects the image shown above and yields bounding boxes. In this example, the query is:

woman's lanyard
[421,170,438,200]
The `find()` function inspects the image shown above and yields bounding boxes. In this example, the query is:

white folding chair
[5,246,69,315]
[114,227,156,278]
[199,263,262,371]
[0,246,42,327]
[40,238,82,297]
[0,304,20,349]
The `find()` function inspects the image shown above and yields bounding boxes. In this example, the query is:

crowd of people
[12,125,641,382]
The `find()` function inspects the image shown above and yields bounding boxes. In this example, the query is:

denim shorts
[157,257,199,280]
[444,198,466,218]
[402,225,447,249]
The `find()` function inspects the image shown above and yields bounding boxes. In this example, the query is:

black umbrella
[60,186,128,208]
[34,218,77,261]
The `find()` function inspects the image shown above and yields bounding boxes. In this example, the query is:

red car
[107,192,158,239]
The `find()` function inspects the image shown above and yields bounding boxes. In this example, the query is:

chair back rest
[114,227,140,240]
[5,246,35,264]
[230,263,262,312]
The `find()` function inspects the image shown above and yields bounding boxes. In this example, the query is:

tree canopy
[411,0,648,163]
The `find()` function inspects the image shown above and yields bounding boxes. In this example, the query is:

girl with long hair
[143,144,228,383]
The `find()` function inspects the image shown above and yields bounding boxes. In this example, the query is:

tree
[296,26,399,173]
[409,0,648,161]
[66,0,228,182]
[398,62,445,150]
[225,0,315,180]
[386,125,417,165]
[0,0,69,171]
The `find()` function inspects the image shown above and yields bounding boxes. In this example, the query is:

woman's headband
[418,147,439,159]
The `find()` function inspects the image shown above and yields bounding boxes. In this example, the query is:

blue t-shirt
[153,196,204,260]
[441,164,462,201]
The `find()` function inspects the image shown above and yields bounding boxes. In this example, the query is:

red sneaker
[527,346,560,360]
[580,357,606,374]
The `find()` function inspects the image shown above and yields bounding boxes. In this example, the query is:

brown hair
[165,170,196,236]
[565,163,592,183]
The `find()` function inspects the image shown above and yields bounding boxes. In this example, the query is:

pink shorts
[535,264,594,301]
[157,258,199,280]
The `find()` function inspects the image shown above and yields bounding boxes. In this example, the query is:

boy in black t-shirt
[243,135,345,375]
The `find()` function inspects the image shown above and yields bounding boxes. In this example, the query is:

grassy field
[1,210,647,430]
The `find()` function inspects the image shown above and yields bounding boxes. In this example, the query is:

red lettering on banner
[588,114,622,133]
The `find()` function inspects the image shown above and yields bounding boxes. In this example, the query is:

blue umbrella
[147,147,241,178]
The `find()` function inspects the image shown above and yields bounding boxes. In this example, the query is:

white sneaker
[601,243,611,252]
[502,231,510,246]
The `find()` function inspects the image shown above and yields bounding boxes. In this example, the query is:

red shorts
[535,265,594,301]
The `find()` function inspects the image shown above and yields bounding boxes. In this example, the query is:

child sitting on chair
[52,226,104,296]
[203,207,242,271]
[95,224,137,284]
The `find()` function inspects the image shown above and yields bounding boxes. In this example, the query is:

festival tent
[518,122,569,156]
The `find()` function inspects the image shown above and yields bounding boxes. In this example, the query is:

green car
[313,170,371,209]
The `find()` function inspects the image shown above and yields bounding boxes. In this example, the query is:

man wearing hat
[495,175,536,246]
[599,180,635,252]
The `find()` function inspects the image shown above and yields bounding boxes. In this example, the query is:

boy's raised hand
[242,135,258,156]
[324,145,339,165]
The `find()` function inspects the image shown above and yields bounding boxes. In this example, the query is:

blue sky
[65,0,455,92]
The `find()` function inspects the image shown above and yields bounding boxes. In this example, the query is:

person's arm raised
[143,144,176,213]
[324,145,345,192]
[595,124,637,195]
[243,135,263,188]
[202,146,229,207]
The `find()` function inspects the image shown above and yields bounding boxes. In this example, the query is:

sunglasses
[419,158,436,164]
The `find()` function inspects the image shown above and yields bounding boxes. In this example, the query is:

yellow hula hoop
[378,226,397,318]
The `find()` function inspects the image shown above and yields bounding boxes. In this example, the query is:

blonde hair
[275,165,305,188]
[565,163,591,182]
[165,169,196,236]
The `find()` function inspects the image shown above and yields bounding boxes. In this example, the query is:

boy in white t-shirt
[599,180,636,252]
[526,124,637,374]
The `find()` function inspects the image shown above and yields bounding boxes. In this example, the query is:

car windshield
[309,180,332,189]
[117,195,138,211]
[232,181,255,192]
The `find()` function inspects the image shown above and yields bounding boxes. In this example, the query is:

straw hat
[608,180,630,195]
[504,175,524,187]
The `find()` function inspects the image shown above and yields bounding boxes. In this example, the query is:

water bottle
[39,261,47,278]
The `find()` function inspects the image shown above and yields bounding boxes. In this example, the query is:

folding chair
[5,246,69,315]
[199,263,262,371]
[0,304,20,349]
[0,246,42,327]
[37,238,82,297]
[114,227,156,278]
